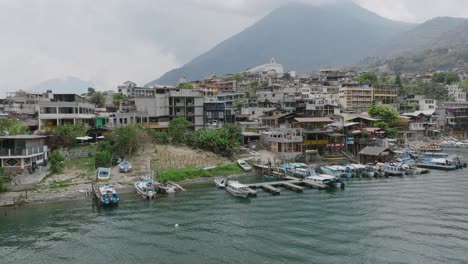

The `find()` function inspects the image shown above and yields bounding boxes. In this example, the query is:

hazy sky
[1,0,468,94]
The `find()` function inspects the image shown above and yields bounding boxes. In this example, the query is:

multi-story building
[446,84,467,102]
[38,94,95,129]
[339,83,373,113]
[204,93,245,126]
[0,135,48,173]
[339,84,398,113]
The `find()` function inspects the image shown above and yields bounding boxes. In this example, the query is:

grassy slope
[158,163,243,182]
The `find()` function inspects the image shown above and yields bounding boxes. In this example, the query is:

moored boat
[158,183,178,194]
[134,179,158,199]
[97,184,119,206]
[96,167,111,181]
[237,159,252,171]
[225,180,256,197]
[416,158,458,170]
[320,165,353,178]
[214,176,227,188]
[383,163,405,176]
[304,174,344,188]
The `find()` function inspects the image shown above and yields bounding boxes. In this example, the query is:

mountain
[362,18,468,73]
[375,17,467,57]
[148,2,413,85]
[29,76,94,94]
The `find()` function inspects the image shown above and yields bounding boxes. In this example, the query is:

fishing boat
[214,176,227,188]
[416,158,458,170]
[96,167,111,181]
[97,184,119,206]
[304,174,344,188]
[237,159,252,171]
[226,180,256,198]
[134,179,158,199]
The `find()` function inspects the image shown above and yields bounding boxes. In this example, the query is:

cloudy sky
[1,0,468,94]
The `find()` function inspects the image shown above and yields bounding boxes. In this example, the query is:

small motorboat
[119,161,133,172]
[96,167,111,181]
[134,179,158,199]
[226,180,256,198]
[214,176,227,188]
[97,184,119,206]
[237,159,252,171]
[158,183,178,194]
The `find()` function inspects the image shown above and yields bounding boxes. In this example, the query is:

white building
[446,84,466,102]
[247,58,284,77]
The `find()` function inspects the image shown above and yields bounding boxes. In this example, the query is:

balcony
[0,146,48,157]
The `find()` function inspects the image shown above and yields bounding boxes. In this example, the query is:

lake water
[2,150,468,264]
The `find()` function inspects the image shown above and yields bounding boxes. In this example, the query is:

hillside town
[2,58,468,165]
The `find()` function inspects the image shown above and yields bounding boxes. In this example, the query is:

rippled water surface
[2,150,468,264]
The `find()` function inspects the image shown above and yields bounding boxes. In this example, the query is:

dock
[245,176,329,196]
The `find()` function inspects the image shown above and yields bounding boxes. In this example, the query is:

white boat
[226,180,256,197]
[305,174,344,188]
[237,159,252,171]
[383,163,405,176]
[214,176,227,188]
[158,183,178,194]
[320,165,353,178]
[134,179,158,199]
[96,167,111,181]
[416,158,458,170]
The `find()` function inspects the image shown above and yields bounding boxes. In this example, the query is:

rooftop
[294,117,333,123]
[0,135,46,140]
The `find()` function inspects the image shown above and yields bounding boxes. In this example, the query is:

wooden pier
[245,176,329,196]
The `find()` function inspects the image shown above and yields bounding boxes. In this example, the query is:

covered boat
[226,180,256,198]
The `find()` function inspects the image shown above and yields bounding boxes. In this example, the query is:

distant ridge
[147,2,413,85]
[29,76,94,94]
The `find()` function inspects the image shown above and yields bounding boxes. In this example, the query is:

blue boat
[98,185,119,206]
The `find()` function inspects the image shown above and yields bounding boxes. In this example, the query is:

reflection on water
[1,148,468,264]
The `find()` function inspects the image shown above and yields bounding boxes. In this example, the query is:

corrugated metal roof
[294,117,333,123]
[359,146,392,156]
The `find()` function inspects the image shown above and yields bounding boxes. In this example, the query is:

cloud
[1,0,468,95]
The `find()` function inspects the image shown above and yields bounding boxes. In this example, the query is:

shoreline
[0,172,256,207]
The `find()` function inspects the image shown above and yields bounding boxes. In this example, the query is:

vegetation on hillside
[0,118,30,135]
[158,163,243,182]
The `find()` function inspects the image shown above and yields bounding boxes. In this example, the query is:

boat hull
[226,187,250,198]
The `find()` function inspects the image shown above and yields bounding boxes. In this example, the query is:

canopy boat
[383,163,406,176]
[416,158,458,170]
[320,165,353,178]
[280,163,312,177]
[134,179,158,199]
[226,180,256,198]
[305,174,344,188]
[97,184,119,206]
[237,159,252,171]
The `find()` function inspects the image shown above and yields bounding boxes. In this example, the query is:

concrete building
[0,135,48,173]
[339,84,398,113]
[38,94,95,129]
[446,84,466,102]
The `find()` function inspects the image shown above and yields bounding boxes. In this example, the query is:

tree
[86,87,96,96]
[432,72,460,84]
[108,125,150,157]
[0,118,29,135]
[112,93,126,109]
[49,150,65,174]
[355,72,377,85]
[90,91,106,108]
[54,123,87,148]
[368,104,399,124]
[177,82,194,89]
[168,117,190,144]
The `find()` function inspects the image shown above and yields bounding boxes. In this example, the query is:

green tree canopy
[432,72,460,84]
[112,93,126,108]
[108,125,151,157]
[355,72,378,85]
[53,123,87,148]
[368,104,399,124]
[89,91,106,108]
[168,117,190,144]
[0,118,29,135]
[177,82,194,89]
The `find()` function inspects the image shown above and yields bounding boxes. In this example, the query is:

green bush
[49,150,65,174]
[95,150,112,168]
